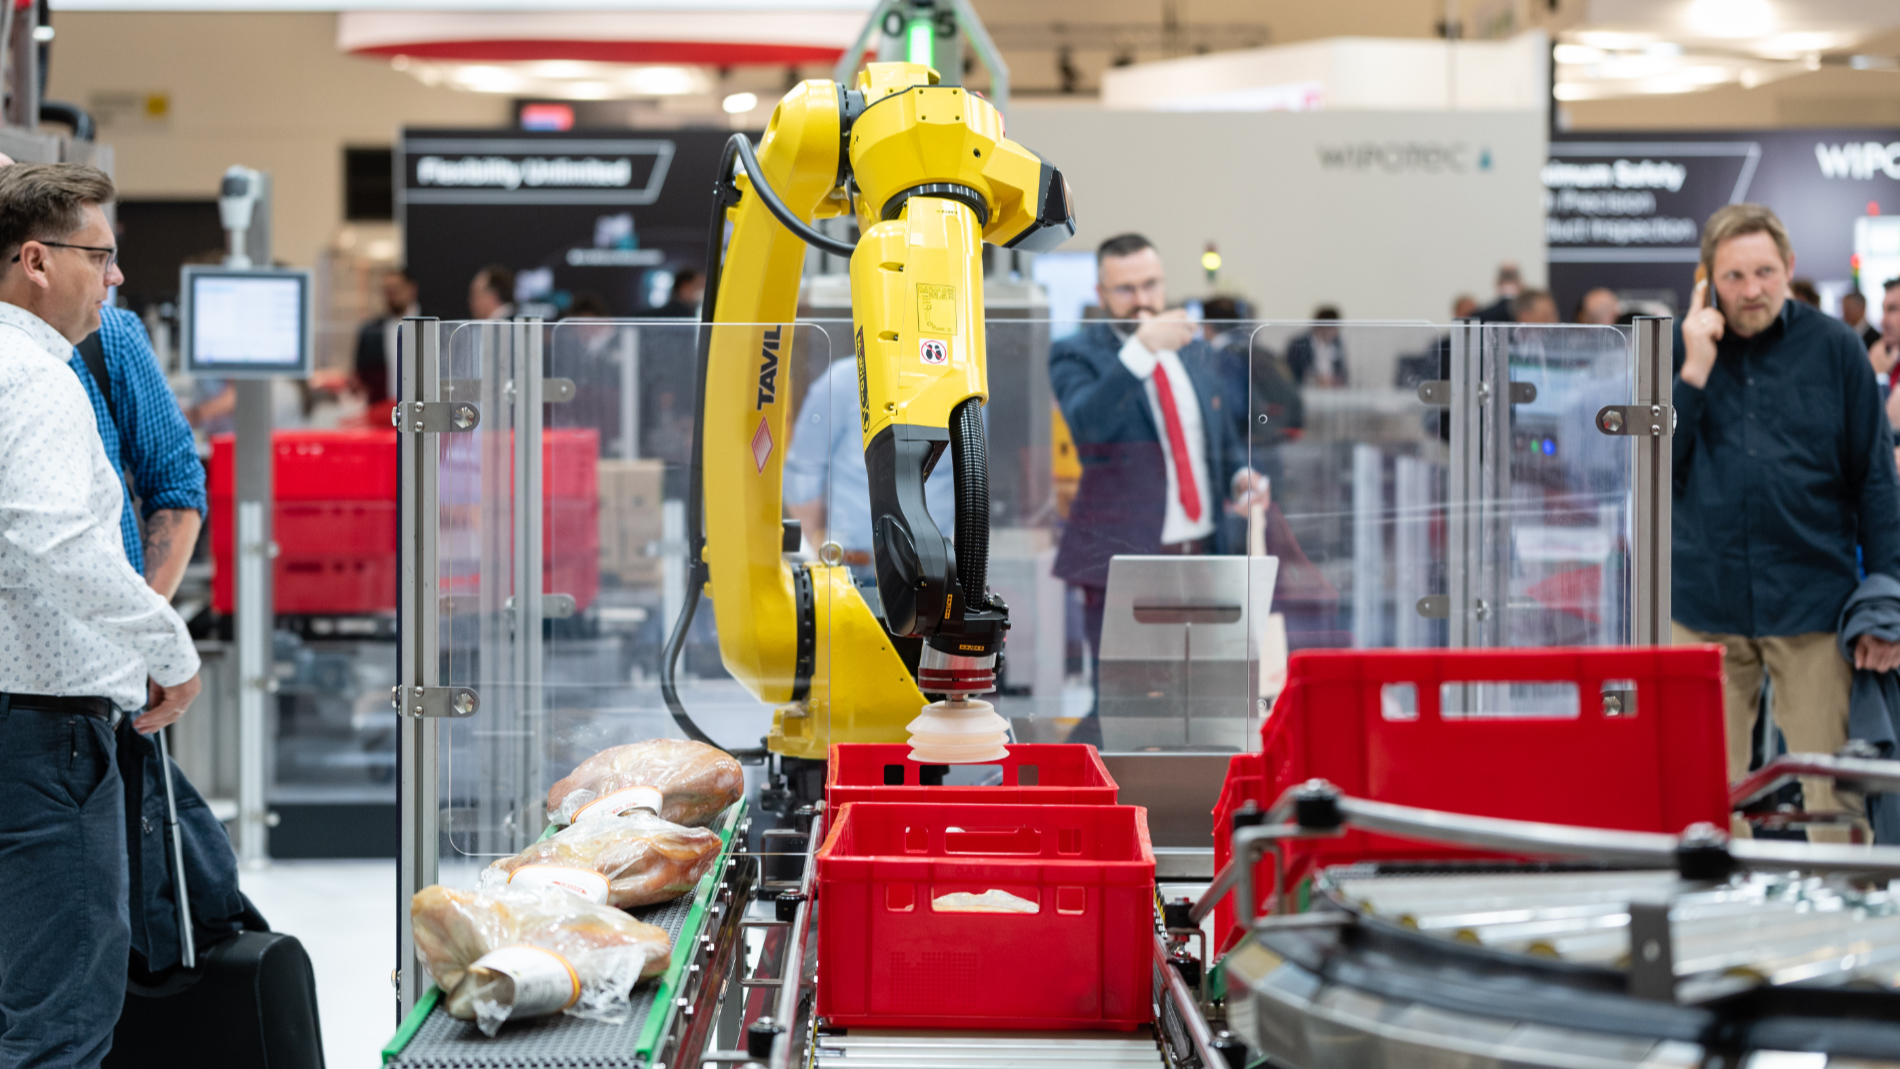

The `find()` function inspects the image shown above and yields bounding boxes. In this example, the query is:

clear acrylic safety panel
[1241,320,1636,672]
[423,313,1644,862]
[433,319,838,862]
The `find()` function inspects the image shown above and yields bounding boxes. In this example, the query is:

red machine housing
[1211,646,1729,948]
[209,428,599,616]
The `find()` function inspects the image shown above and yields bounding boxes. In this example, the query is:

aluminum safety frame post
[1629,317,1673,646]
[1393,455,1433,649]
[1444,319,1509,651]
[473,320,552,859]
[513,320,547,851]
[397,316,442,1020]
[1350,443,1384,648]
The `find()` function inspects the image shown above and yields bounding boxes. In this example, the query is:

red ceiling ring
[352,40,846,66]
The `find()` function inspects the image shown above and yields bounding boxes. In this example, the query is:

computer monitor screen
[182,267,311,378]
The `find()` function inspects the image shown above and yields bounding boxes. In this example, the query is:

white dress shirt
[1118,332,1217,545]
[0,301,199,710]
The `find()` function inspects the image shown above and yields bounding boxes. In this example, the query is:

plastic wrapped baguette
[546,739,744,826]
[411,885,672,1036]
[479,810,724,909]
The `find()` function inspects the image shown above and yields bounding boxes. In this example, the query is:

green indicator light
[906,17,934,69]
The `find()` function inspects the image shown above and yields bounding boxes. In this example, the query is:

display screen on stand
[180,265,313,379]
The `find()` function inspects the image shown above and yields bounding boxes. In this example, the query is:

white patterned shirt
[0,301,198,710]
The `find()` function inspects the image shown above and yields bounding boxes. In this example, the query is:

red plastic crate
[825,743,1118,808]
[210,429,599,615]
[1211,646,1728,948]
[816,801,1155,1031]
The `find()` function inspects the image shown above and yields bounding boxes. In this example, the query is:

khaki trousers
[1672,623,1862,840]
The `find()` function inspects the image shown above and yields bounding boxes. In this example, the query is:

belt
[1157,537,1213,556]
[1,692,119,722]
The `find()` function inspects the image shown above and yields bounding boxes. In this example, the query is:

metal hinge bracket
[1415,595,1449,619]
[391,684,481,718]
[439,593,575,619]
[1596,404,1674,437]
[503,593,576,619]
[502,378,576,403]
[1418,380,1537,406]
[392,400,481,433]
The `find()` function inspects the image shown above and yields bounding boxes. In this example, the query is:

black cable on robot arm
[660,139,757,757]
[661,134,843,761]
[724,133,860,259]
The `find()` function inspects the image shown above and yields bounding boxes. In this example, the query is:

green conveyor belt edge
[379,798,746,1065]
[631,798,744,1057]
[383,986,440,1065]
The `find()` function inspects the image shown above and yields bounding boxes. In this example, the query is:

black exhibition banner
[399,127,756,320]
[1547,129,1900,318]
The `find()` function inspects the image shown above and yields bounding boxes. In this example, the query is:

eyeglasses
[1103,277,1165,301]
[11,240,119,269]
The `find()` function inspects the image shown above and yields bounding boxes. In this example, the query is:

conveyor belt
[1222,862,1900,1069]
[1327,866,1900,989]
[811,1028,1168,1068]
[385,803,744,1068]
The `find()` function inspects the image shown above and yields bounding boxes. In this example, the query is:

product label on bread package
[572,785,663,822]
[506,864,612,904]
[470,945,581,1016]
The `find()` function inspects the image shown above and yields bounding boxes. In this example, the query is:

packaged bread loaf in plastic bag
[478,810,723,909]
[546,738,743,827]
[411,885,672,1036]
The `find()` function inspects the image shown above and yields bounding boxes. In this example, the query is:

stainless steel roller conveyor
[1210,773,1900,1069]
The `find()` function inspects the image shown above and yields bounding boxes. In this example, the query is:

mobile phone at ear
[1695,263,1719,313]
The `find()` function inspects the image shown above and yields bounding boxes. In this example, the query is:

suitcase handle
[156,732,196,970]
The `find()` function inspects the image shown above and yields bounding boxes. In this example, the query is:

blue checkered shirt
[67,306,206,574]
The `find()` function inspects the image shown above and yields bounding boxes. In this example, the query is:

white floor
[239,860,396,1069]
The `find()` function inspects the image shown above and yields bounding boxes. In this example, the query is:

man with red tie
[1052,233,1267,735]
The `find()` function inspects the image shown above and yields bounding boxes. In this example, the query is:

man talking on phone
[1671,203,1900,840]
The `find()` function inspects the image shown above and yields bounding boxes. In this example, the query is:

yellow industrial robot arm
[660,62,1074,761]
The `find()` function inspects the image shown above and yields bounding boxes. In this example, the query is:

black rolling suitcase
[103,736,326,1069]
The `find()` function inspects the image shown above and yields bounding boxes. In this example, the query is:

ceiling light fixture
[529,60,597,79]
[1685,0,1775,39]
[722,91,759,114]
[616,65,706,95]
[1573,31,1654,50]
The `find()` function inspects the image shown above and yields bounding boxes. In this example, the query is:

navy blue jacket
[1672,298,1900,637]
[1050,322,1247,588]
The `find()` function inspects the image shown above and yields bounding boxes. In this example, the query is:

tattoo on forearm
[143,510,190,581]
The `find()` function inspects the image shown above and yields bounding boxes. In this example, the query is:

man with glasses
[0,163,201,1068]
[0,153,224,984]
[1050,233,1265,743]
[1671,204,1900,842]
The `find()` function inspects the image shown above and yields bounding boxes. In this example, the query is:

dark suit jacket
[1285,331,1346,386]
[353,318,391,404]
[1050,322,1247,588]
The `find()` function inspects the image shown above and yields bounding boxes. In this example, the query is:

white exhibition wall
[1007,106,1548,326]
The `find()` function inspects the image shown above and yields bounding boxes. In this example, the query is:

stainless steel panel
[1102,752,1229,849]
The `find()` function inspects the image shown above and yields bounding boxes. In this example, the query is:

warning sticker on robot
[919,339,948,365]
[917,283,957,334]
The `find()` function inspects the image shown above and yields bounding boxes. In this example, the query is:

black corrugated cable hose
[660,133,851,757]
[948,398,990,609]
